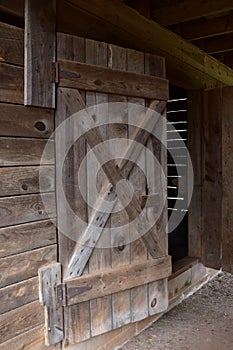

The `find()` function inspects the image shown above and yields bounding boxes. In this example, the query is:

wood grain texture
[25,0,56,108]
[0,245,57,288]
[0,301,43,344]
[0,219,56,258]
[0,193,56,228]
[188,91,203,258]
[0,324,60,350]
[0,166,54,196]
[0,22,24,65]
[59,59,169,101]
[203,89,222,269]
[0,277,38,315]
[66,256,171,305]
[0,138,54,166]
[0,103,54,138]
[222,87,233,274]
[0,63,23,104]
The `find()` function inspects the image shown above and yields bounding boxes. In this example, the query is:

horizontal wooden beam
[194,34,233,54]
[66,256,171,305]
[59,60,168,100]
[152,0,233,26]
[169,13,233,41]
[58,0,233,90]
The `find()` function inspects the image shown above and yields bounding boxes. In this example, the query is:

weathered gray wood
[66,256,171,305]
[59,59,169,101]
[188,91,203,258]
[0,63,23,104]
[0,277,38,315]
[0,245,57,288]
[0,166,54,196]
[61,88,166,279]
[222,87,233,274]
[0,138,54,166]
[0,193,56,228]
[0,103,54,138]
[0,324,60,350]
[0,219,56,258]
[0,22,24,66]
[25,0,56,108]
[0,301,44,344]
[39,263,63,346]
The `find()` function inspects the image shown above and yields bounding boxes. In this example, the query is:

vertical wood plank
[25,0,56,108]
[108,44,131,329]
[145,54,169,316]
[203,88,222,269]
[56,33,90,345]
[188,90,203,258]
[127,48,148,323]
[222,87,233,274]
[85,38,112,337]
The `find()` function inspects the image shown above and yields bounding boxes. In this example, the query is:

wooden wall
[0,22,58,349]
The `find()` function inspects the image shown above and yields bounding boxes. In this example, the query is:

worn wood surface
[66,256,171,305]
[57,0,233,89]
[0,277,38,315]
[0,22,24,65]
[0,166,54,196]
[24,0,56,108]
[0,63,23,104]
[0,103,54,138]
[203,89,222,269]
[0,219,56,258]
[222,87,233,274]
[39,263,63,345]
[0,193,56,228]
[0,324,60,350]
[0,301,44,344]
[188,91,203,258]
[0,245,57,288]
[59,59,168,101]
[0,138,54,166]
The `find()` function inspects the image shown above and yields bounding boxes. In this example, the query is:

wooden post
[24,0,56,108]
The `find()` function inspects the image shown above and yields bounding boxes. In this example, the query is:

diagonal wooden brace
[59,87,166,279]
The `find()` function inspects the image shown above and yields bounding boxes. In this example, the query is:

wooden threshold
[169,256,199,280]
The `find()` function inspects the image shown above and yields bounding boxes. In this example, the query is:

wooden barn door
[40,33,171,347]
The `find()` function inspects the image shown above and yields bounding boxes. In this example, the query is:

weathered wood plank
[0,277,38,315]
[61,0,233,89]
[39,263,63,346]
[108,44,131,330]
[0,244,57,288]
[203,89,222,269]
[0,22,24,65]
[0,62,23,104]
[0,138,54,166]
[24,0,56,108]
[0,193,56,228]
[152,0,233,26]
[222,87,233,274]
[0,166,54,196]
[188,91,203,258]
[0,301,43,345]
[59,60,168,101]
[0,103,54,138]
[0,324,60,350]
[66,256,171,305]
[0,219,56,258]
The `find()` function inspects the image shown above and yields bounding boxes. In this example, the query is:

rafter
[152,0,233,26]
[194,34,233,54]
[169,13,233,41]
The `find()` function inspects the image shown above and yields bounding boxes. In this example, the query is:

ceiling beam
[58,0,233,89]
[194,34,233,54]
[213,52,233,68]
[0,0,24,17]
[152,0,233,26]
[169,13,233,41]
